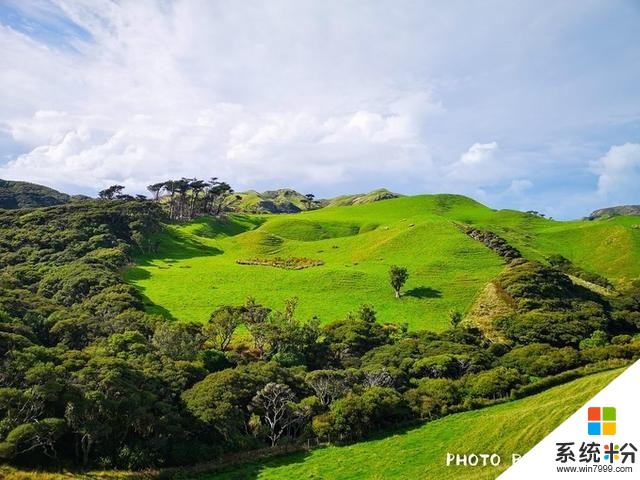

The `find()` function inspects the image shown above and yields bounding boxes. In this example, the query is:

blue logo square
[588,422,601,435]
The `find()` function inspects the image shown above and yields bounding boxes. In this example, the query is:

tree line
[98,177,236,221]
[99,178,320,221]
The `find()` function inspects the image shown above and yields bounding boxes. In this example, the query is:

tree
[98,185,125,200]
[466,367,524,400]
[306,370,348,406]
[249,382,297,446]
[242,297,271,356]
[208,181,233,215]
[65,357,157,466]
[362,367,393,388]
[188,179,207,218]
[404,378,462,419]
[151,323,203,361]
[183,363,296,442]
[204,306,243,351]
[449,309,463,328]
[174,178,192,220]
[389,265,409,299]
[0,418,66,461]
[324,305,390,364]
[146,182,165,201]
[304,193,315,210]
[163,180,177,218]
[579,330,609,350]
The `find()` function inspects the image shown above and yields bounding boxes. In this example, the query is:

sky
[0,0,639,219]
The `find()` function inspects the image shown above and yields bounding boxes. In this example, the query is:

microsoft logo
[588,407,616,436]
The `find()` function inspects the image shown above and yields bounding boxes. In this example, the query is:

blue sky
[0,0,639,218]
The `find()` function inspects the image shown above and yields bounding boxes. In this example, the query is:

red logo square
[588,407,601,421]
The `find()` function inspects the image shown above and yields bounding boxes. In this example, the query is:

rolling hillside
[194,367,624,480]
[125,195,506,329]
[125,194,640,329]
[228,188,400,213]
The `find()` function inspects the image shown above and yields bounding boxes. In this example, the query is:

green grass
[125,195,506,329]
[467,211,640,284]
[124,194,640,329]
[192,368,623,480]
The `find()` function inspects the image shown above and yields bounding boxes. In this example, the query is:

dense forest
[0,195,639,472]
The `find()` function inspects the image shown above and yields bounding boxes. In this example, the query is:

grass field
[125,195,506,329]
[194,368,624,480]
[124,194,640,329]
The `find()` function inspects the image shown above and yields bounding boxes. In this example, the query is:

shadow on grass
[189,214,266,238]
[200,449,313,480]
[122,271,179,321]
[405,286,442,298]
[137,230,224,267]
[197,422,427,480]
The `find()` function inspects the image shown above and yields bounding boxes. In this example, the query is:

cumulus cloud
[0,0,639,218]
[459,142,498,165]
[443,141,507,187]
[0,1,441,193]
[507,179,534,195]
[592,143,640,200]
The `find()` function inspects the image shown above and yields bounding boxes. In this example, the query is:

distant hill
[230,188,400,214]
[0,179,71,209]
[324,188,400,207]
[588,205,640,220]
[230,189,308,213]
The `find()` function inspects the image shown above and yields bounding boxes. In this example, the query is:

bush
[404,378,462,419]
[579,330,609,350]
[499,343,582,377]
[464,367,525,400]
[199,349,233,372]
[317,387,410,440]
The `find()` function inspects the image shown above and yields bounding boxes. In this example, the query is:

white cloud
[459,142,498,165]
[0,0,638,219]
[0,1,440,193]
[592,143,640,200]
[443,141,506,187]
[507,179,534,195]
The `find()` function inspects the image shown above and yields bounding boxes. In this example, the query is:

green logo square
[602,407,616,421]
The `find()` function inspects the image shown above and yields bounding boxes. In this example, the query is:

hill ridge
[0,178,71,209]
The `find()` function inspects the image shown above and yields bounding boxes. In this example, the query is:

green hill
[468,211,640,284]
[323,188,400,207]
[125,195,506,329]
[125,194,640,329]
[229,188,400,214]
[193,367,624,480]
[230,189,308,214]
[0,179,71,209]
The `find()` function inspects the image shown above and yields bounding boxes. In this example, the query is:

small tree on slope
[389,265,409,299]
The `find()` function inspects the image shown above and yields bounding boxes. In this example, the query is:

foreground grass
[196,368,623,480]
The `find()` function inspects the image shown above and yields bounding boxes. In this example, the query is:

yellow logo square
[602,422,616,435]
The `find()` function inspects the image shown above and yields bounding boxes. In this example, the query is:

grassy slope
[468,210,640,284]
[197,368,623,480]
[125,195,506,329]
[124,195,640,329]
